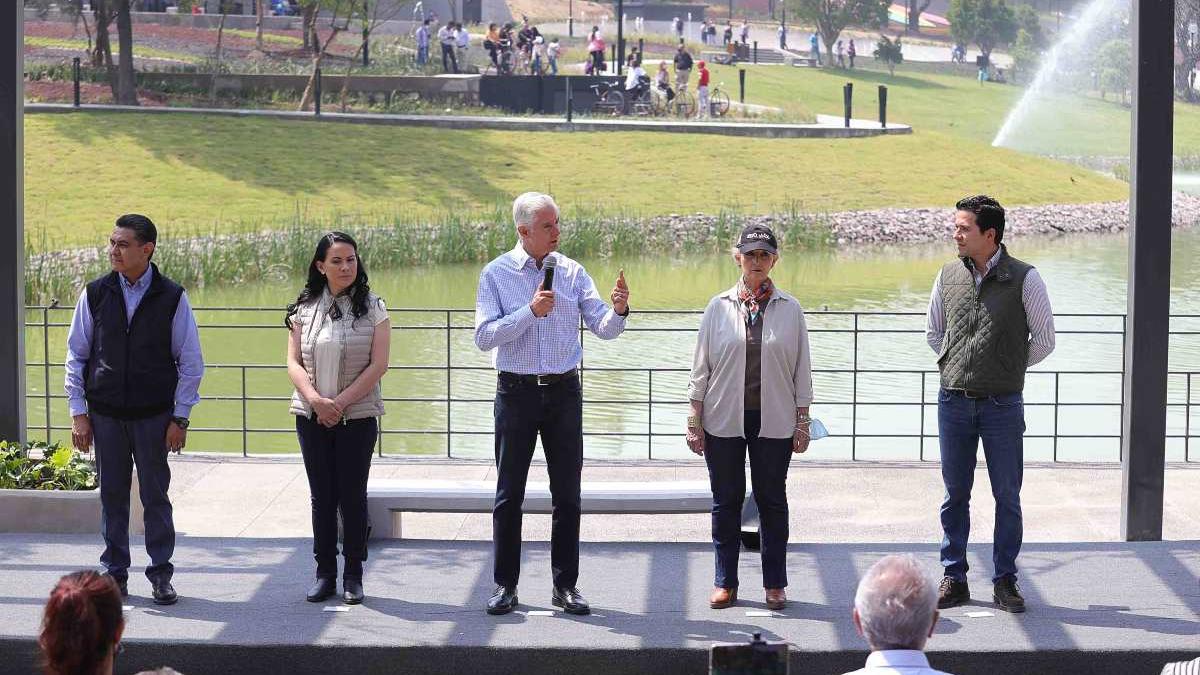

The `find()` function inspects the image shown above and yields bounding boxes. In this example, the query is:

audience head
[39,571,125,675]
[853,555,939,652]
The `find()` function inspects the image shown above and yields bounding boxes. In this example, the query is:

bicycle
[708,83,731,117]
[672,87,696,118]
[589,81,625,116]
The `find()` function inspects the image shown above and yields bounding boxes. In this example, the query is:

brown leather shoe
[765,588,786,610]
[709,587,737,609]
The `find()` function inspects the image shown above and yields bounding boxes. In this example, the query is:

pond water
[26,229,1200,462]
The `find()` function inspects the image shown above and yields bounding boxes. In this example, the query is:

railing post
[738,68,745,103]
[314,66,322,116]
[43,307,51,442]
[843,81,853,128]
[566,76,573,123]
[851,313,858,460]
[647,370,653,460]
[753,40,757,64]
[1185,373,1191,462]
[241,366,248,457]
[878,84,887,128]
[1053,372,1060,462]
[72,57,81,108]
[446,310,452,459]
[919,371,926,461]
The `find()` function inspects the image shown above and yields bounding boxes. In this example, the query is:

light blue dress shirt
[474,245,626,374]
[64,267,205,418]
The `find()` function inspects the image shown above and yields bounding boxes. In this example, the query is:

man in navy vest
[925,196,1055,614]
[65,214,205,605]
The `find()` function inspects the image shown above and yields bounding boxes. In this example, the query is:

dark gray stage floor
[1,535,1196,674]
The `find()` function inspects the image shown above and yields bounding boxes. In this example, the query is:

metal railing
[22,306,1200,462]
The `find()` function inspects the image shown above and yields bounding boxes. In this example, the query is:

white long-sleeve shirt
[925,247,1056,367]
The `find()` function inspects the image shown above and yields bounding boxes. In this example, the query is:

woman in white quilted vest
[285,232,390,606]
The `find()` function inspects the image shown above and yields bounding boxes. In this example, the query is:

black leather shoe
[993,576,1027,613]
[306,577,336,603]
[101,572,127,598]
[552,586,590,615]
[343,578,364,605]
[151,579,177,606]
[486,586,518,615]
[937,576,970,609]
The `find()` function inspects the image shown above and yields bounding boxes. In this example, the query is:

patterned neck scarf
[738,277,774,327]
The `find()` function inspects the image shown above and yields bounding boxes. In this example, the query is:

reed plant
[25,204,831,304]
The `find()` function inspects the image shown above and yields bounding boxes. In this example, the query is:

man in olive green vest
[925,195,1056,614]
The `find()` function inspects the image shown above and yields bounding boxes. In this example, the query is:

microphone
[543,256,557,292]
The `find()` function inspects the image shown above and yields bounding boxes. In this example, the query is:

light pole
[569,0,574,37]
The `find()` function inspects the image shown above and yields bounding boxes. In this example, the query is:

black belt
[950,389,1013,399]
[499,369,578,387]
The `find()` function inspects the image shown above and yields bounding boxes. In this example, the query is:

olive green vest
[937,245,1033,395]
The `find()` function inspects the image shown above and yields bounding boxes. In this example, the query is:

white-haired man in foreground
[844,554,955,675]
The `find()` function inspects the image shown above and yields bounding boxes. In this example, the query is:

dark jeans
[704,411,793,589]
[938,388,1025,583]
[296,414,377,580]
[441,43,458,73]
[492,372,583,589]
[92,411,175,583]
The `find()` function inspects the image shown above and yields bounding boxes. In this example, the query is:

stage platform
[0,534,1195,674]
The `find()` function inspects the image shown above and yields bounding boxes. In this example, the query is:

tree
[947,0,1017,62]
[338,0,406,110]
[906,0,933,34]
[1014,4,1045,49]
[298,1,353,111]
[1009,28,1039,83]
[786,0,888,65]
[113,0,138,105]
[873,33,903,75]
[255,0,266,52]
[1096,38,1130,104]
[1177,0,1200,99]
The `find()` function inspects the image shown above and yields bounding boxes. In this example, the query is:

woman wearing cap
[686,224,814,611]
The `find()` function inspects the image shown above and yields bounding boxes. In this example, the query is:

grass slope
[23,110,1123,248]
[712,63,1200,156]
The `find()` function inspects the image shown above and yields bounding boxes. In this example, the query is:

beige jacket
[688,285,813,439]
[289,292,388,420]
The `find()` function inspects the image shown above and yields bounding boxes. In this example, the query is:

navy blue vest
[84,264,184,420]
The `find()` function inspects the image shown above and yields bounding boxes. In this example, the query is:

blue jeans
[938,388,1025,583]
[417,44,429,64]
[704,411,793,589]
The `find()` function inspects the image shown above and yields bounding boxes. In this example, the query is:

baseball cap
[736,224,778,254]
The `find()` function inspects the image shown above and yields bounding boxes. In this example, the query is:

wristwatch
[171,416,190,430]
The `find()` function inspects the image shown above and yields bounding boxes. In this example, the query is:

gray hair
[512,192,559,231]
[854,554,938,651]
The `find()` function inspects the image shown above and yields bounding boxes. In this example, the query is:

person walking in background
[532,32,545,74]
[687,224,814,612]
[836,39,846,67]
[588,26,606,74]
[740,20,750,45]
[778,23,787,49]
[724,21,734,46]
[673,42,693,92]
[696,59,711,119]
[65,214,204,607]
[809,31,821,65]
[416,19,431,65]
[475,192,631,617]
[438,21,458,73]
[286,232,391,606]
[455,23,470,71]
[926,195,1056,615]
[848,38,857,68]
[39,571,125,675]
[547,36,560,75]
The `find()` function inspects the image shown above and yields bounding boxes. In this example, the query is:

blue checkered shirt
[474,245,627,374]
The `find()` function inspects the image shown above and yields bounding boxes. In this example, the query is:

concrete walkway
[26,103,911,138]
[158,457,1200,542]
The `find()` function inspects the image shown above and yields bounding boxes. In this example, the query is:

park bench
[366,479,711,539]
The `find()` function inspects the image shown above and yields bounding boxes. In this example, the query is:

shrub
[0,441,98,491]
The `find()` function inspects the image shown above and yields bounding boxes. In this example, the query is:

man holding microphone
[474,192,631,616]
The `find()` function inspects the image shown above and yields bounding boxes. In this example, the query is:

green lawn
[25,36,199,64]
[23,109,1124,248]
[713,62,1200,156]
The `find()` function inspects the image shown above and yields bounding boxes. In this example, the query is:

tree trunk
[299,26,344,111]
[92,0,113,68]
[340,43,363,111]
[256,0,265,51]
[114,0,138,105]
[303,4,321,54]
[212,7,228,101]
